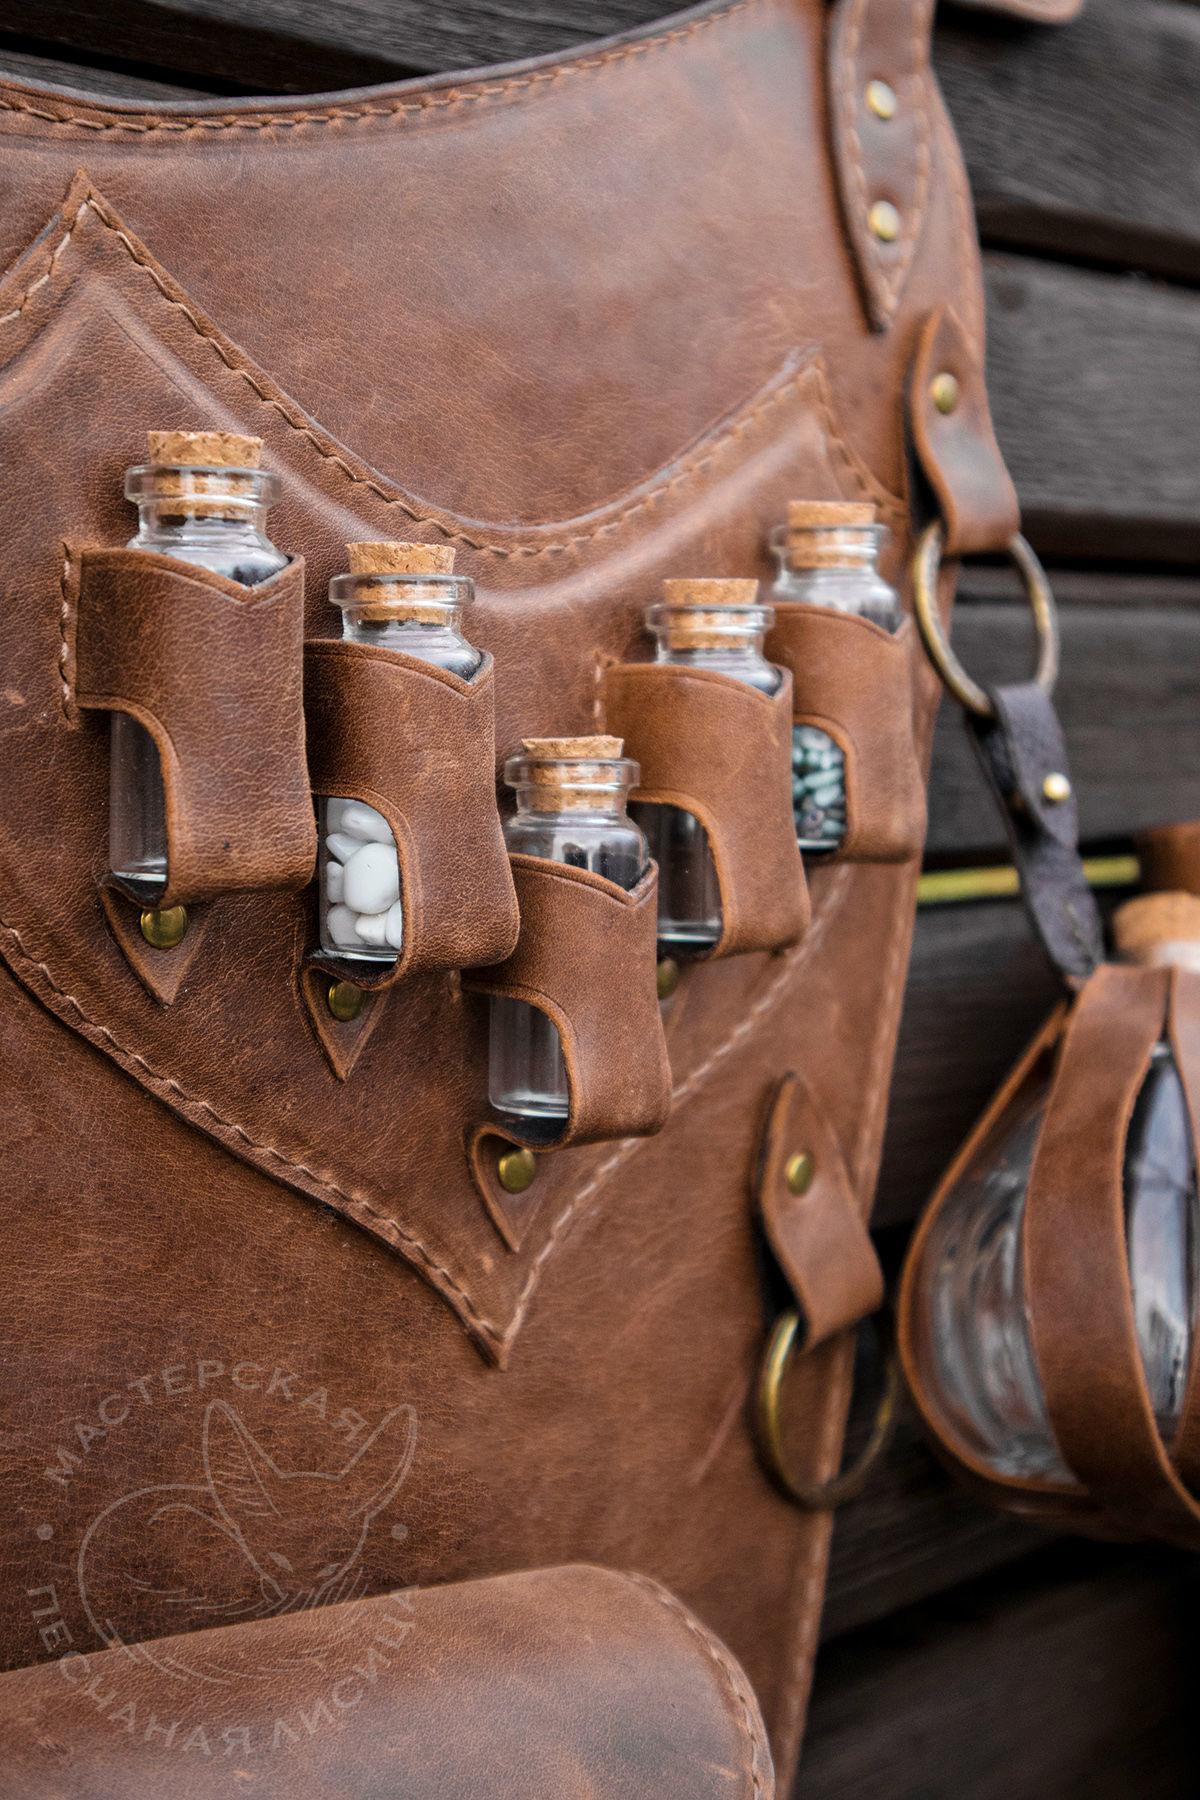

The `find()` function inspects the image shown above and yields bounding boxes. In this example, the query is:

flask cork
[143,430,266,515]
[657,578,762,651]
[1113,892,1200,972]
[517,736,630,811]
[345,540,457,623]
[786,499,879,568]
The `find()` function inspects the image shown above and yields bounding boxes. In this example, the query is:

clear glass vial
[769,501,902,854]
[489,736,647,1124]
[630,578,780,952]
[111,430,286,900]
[319,542,482,963]
[910,893,1200,1485]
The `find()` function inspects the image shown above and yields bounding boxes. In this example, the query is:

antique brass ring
[912,522,1059,719]
[756,1309,901,1510]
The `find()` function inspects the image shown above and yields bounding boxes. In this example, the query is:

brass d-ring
[912,522,1059,719]
[756,1310,901,1510]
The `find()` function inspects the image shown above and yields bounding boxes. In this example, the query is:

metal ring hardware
[755,1309,902,1510]
[912,523,1060,719]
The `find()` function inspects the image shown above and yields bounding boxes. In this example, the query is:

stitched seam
[58,541,75,722]
[499,865,850,1351]
[2,195,902,558]
[0,911,502,1349]
[0,2,750,137]
[624,1572,769,1798]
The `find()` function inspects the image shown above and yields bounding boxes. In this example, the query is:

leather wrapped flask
[0,0,1040,1783]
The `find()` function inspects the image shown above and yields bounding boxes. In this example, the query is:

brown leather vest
[0,0,1039,1783]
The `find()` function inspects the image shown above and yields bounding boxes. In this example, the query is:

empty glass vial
[320,542,482,963]
[111,430,286,900]
[769,501,902,854]
[489,736,647,1124]
[630,578,780,952]
[910,894,1200,1485]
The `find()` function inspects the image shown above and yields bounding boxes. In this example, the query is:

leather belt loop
[908,306,1020,557]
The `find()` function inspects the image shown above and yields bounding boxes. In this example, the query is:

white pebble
[325,903,360,949]
[384,900,405,950]
[339,800,393,844]
[325,859,345,903]
[325,798,350,833]
[325,832,361,864]
[354,909,391,945]
[343,841,400,914]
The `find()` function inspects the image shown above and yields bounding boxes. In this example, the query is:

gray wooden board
[801,1544,1200,1799]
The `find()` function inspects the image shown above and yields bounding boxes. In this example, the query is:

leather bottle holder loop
[603,663,809,958]
[757,1072,884,1351]
[465,855,672,1151]
[304,641,520,989]
[765,610,926,864]
[909,306,1021,558]
[71,546,316,907]
[901,963,1200,1548]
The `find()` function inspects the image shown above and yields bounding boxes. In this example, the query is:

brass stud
[657,957,681,1001]
[785,1151,815,1196]
[865,78,897,120]
[1042,772,1072,805]
[327,979,365,1022]
[930,371,960,416]
[868,199,902,243]
[497,1147,537,1195]
[139,905,188,950]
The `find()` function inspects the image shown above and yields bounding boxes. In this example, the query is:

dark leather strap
[967,681,1103,984]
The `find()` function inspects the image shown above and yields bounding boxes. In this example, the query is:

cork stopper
[148,431,262,469]
[1113,893,1200,971]
[654,577,763,652]
[515,736,630,810]
[348,541,456,577]
[343,541,458,624]
[787,501,877,529]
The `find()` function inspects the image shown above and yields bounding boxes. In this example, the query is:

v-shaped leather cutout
[99,887,216,1007]
[298,963,393,1082]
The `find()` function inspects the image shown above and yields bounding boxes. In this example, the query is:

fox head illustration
[200,1398,418,1610]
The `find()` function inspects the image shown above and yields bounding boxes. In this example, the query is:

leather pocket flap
[73,547,316,905]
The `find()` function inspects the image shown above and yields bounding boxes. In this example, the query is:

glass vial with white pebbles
[319,542,482,963]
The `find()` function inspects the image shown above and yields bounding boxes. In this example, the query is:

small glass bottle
[909,894,1200,1485]
[111,430,286,900]
[320,542,482,963]
[630,578,780,952]
[769,501,902,854]
[489,736,647,1123]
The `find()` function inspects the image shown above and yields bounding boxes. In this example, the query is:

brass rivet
[657,957,681,1000]
[497,1147,537,1195]
[865,78,897,120]
[139,905,187,950]
[327,979,365,1022]
[868,199,902,243]
[930,372,960,416]
[1042,772,1072,805]
[785,1151,815,1196]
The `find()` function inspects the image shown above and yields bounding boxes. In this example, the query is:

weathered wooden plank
[0,47,210,99]
[821,1400,1044,1639]
[925,602,1200,857]
[936,0,1200,283]
[802,1544,1200,1798]
[983,253,1200,562]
